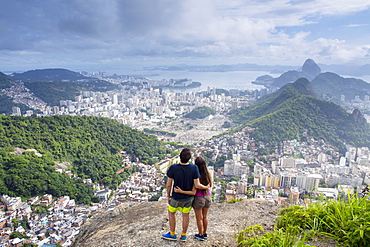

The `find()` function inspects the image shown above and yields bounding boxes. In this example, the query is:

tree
[222,121,231,128]
[149,193,161,201]
[12,219,19,228]
[10,231,23,239]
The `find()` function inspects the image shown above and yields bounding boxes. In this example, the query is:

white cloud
[346,23,368,27]
[100,58,122,63]
[306,0,370,16]
[1,0,370,69]
[258,36,369,65]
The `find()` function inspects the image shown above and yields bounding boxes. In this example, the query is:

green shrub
[227,198,244,203]
[319,194,370,246]
[237,225,310,247]
[237,195,370,246]
[276,203,325,231]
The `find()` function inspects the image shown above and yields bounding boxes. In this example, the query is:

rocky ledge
[74,199,281,247]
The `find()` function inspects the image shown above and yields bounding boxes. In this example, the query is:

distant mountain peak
[302,58,321,77]
[271,59,322,88]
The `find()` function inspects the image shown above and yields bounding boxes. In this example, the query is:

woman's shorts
[192,194,212,210]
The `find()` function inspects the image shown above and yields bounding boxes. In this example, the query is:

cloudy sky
[1,0,370,72]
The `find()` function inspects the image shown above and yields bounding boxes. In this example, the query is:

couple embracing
[162,148,213,242]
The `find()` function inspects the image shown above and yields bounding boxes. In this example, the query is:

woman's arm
[194,178,209,190]
[174,185,196,195]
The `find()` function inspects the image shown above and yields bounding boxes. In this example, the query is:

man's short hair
[180,148,191,163]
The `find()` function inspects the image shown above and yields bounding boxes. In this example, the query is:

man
[161,148,209,242]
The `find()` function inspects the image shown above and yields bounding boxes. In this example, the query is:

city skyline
[1,0,370,73]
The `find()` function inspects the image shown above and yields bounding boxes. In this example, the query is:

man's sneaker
[194,234,205,241]
[162,232,177,241]
[203,233,208,239]
[180,235,187,242]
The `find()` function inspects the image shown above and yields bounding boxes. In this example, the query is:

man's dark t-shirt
[167,163,200,201]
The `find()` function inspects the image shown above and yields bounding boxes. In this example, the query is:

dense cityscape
[1,73,370,246]
[2,0,370,245]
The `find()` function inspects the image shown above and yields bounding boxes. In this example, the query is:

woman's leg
[194,208,203,234]
[202,207,209,235]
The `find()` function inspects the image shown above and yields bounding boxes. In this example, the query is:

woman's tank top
[195,188,211,196]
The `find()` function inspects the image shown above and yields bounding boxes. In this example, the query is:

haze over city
[1,0,370,73]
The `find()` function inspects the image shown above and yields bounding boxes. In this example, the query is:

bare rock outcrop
[75,199,281,247]
[302,58,321,78]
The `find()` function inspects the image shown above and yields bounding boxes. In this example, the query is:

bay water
[135,69,273,91]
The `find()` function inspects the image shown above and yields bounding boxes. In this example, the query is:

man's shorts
[192,194,212,210]
[168,197,194,213]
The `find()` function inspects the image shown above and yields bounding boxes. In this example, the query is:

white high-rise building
[12,107,21,116]
[53,106,59,114]
[339,157,346,166]
[297,174,322,192]
[318,153,327,163]
[224,160,234,176]
[280,157,295,168]
[224,159,249,177]
[358,147,369,158]
[233,153,241,162]
[346,147,357,163]
[279,173,297,188]
[357,156,369,167]
[112,94,118,105]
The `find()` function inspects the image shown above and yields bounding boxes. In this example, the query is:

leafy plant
[237,195,370,246]
[10,231,29,239]
[319,194,370,246]
[227,198,243,203]
[237,225,310,247]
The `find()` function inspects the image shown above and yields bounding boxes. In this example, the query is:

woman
[174,156,213,241]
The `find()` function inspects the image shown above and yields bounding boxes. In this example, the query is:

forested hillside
[11,68,88,82]
[23,79,119,104]
[184,106,216,119]
[311,72,370,104]
[0,115,169,203]
[23,81,83,106]
[0,151,98,204]
[0,72,14,89]
[230,78,370,152]
[3,69,119,107]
